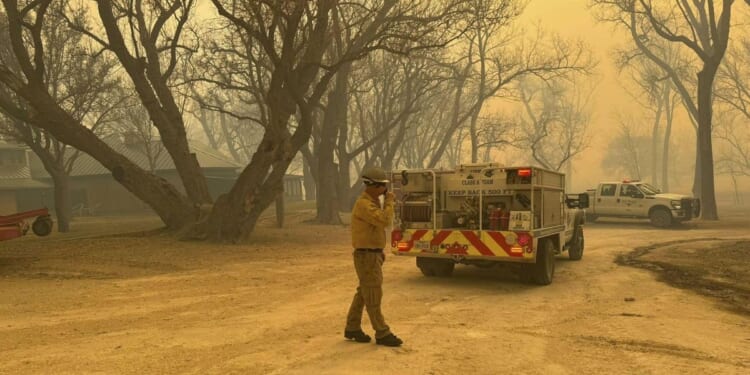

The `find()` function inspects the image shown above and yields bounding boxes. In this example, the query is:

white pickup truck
[585,181,700,227]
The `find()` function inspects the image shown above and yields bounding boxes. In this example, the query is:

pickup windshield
[636,183,660,195]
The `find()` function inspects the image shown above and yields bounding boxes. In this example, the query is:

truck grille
[402,203,431,222]
[680,198,701,218]
[680,198,692,217]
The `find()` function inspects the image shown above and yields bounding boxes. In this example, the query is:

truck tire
[433,260,455,277]
[416,257,436,277]
[649,207,672,228]
[568,225,584,261]
[416,257,454,277]
[528,238,555,285]
[586,214,597,223]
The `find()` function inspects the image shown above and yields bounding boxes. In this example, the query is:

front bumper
[673,198,701,220]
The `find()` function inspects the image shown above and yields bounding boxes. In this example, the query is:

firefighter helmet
[362,166,389,184]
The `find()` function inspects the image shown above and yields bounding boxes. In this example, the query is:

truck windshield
[637,183,660,195]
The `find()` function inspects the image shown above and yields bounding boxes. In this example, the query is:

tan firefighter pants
[345,250,392,339]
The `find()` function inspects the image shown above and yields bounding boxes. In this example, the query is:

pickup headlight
[670,200,681,209]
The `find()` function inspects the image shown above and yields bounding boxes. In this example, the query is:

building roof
[30,136,243,178]
[0,178,52,190]
[0,165,51,190]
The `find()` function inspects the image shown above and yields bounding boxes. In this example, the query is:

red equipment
[488,207,510,231]
[0,208,54,241]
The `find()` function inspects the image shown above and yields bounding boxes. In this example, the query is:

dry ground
[1,205,749,374]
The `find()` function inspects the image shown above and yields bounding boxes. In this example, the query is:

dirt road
[1,214,749,374]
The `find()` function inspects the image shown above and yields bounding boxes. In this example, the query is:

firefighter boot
[375,333,403,347]
[344,330,371,343]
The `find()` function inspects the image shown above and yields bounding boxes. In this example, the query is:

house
[0,142,53,213]
[0,137,305,215]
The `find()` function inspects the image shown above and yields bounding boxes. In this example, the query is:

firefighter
[344,166,403,347]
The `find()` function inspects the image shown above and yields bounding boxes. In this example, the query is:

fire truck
[390,164,588,285]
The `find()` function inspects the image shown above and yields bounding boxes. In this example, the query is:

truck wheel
[416,257,436,277]
[417,257,455,277]
[568,226,584,261]
[649,208,672,228]
[586,214,597,223]
[532,238,555,285]
[433,260,455,277]
[32,216,53,236]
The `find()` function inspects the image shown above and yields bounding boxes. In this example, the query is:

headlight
[670,200,681,209]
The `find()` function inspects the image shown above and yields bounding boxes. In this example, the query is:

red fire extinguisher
[499,209,510,230]
[489,208,504,231]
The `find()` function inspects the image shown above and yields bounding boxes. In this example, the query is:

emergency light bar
[517,169,532,177]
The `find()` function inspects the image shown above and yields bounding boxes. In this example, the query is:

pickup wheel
[527,238,555,285]
[586,214,597,223]
[649,208,673,228]
[568,225,584,261]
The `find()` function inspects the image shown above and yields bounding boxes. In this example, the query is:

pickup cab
[585,181,700,227]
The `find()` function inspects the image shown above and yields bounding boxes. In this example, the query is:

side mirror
[566,193,589,209]
[578,193,590,209]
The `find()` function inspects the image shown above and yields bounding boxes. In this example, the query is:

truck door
[594,183,619,215]
[620,184,647,216]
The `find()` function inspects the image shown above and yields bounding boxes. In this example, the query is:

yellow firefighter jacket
[351,191,394,249]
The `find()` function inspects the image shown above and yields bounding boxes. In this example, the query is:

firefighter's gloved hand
[385,192,396,202]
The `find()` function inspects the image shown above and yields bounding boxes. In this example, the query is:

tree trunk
[24,89,196,229]
[50,170,72,233]
[427,79,467,168]
[95,0,213,207]
[661,90,673,192]
[651,99,663,187]
[470,108,480,163]
[696,68,718,220]
[200,79,301,242]
[301,147,317,201]
[198,106,219,151]
[219,110,243,163]
[201,135,290,242]
[692,133,701,198]
[275,194,284,228]
[315,65,349,224]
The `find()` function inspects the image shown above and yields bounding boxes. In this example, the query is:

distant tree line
[1,0,746,241]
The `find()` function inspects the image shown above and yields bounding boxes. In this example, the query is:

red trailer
[0,208,54,241]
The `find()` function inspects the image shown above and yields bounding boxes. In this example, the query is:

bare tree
[716,37,750,121]
[342,51,445,211]
[714,113,750,177]
[204,0,467,237]
[0,4,126,232]
[615,40,686,191]
[601,118,648,179]
[713,37,750,183]
[115,97,165,172]
[65,0,212,205]
[425,4,593,167]
[308,0,467,223]
[199,0,341,241]
[592,0,736,220]
[515,77,593,171]
[0,0,197,229]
